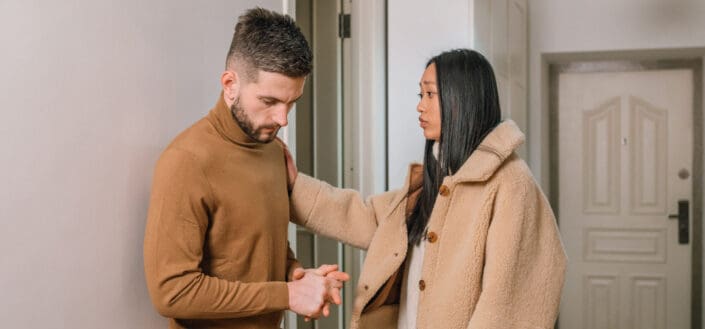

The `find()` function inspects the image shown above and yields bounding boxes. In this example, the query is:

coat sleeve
[143,148,289,319]
[289,174,401,250]
[467,177,567,329]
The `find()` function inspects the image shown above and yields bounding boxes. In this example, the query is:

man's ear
[221,70,240,104]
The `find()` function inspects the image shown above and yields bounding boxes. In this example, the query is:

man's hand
[288,264,350,320]
[275,137,298,192]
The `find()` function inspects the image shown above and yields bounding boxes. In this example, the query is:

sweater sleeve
[289,174,400,250]
[143,148,289,319]
[466,178,567,329]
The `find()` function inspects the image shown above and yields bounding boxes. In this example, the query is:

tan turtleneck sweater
[144,93,299,329]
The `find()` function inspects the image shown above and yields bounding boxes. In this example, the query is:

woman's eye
[426,92,435,98]
[417,93,423,99]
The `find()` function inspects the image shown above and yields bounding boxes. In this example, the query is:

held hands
[286,264,350,321]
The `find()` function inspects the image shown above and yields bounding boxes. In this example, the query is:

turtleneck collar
[207,91,262,148]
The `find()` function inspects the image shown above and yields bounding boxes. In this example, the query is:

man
[144,8,348,329]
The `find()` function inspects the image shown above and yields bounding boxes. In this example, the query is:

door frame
[282,0,387,328]
[547,54,703,329]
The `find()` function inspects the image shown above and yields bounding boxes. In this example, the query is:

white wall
[0,0,280,327]
[528,0,705,323]
[387,0,470,188]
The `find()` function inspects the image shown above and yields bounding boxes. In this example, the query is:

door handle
[668,200,689,244]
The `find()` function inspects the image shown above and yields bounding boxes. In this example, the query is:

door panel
[558,69,693,329]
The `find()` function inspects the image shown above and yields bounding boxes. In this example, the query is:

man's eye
[262,99,276,106]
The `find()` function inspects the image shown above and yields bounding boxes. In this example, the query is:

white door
[558,69,693,329]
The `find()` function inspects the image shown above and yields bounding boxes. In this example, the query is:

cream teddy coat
[290,120,567,329]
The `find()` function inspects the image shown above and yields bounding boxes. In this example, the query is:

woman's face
[417,63,441,141]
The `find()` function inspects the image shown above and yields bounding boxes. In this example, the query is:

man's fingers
[322,303,330,317]
[291,267,305,281]
[326,277,343,289]
[329,288,342,305]
[325,270,350,282]
[306,264,350,279]
[314,264,338,276]
[309,308,322,320]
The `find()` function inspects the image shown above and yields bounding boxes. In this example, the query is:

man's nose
[272,107,288,127]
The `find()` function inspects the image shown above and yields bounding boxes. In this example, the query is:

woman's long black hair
[407,49,502,246]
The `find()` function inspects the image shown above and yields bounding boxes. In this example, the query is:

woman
[284,49,566,329]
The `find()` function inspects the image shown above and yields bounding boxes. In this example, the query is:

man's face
[231,71,306,143]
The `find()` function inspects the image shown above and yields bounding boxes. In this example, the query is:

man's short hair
[226,7,312,80]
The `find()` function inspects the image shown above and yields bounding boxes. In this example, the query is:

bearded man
[143,8,347,329]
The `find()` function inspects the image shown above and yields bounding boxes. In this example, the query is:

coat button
[426,231,438,243]
[418,279,426,291]
[439,185,450,196]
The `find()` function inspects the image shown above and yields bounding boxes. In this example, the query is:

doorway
[284,0,387,328]
[550,59,703,329]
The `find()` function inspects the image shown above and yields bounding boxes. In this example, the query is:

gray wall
[0,0,280,327]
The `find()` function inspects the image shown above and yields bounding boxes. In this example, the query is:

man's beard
[230,98,280,144]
